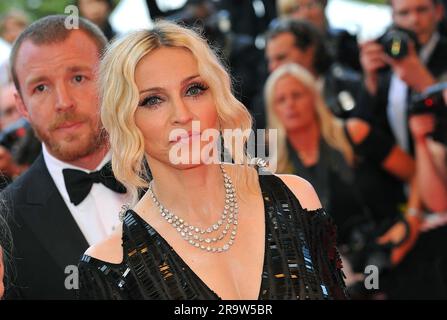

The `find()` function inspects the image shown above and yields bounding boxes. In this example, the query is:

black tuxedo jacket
[354,35,447,152]
[2,154,89,299]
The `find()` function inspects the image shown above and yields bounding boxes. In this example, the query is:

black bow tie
[62,162,127,206]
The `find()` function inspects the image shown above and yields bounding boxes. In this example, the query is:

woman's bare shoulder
[275,174,322,211]
[221,164,322,210]
[84,225,124,264]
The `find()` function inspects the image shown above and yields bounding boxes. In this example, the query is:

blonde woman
[265,62,366,244]
[78,21,348,300]
[265,63,420,267]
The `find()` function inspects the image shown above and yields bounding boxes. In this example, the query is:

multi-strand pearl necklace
[147,164,238,253]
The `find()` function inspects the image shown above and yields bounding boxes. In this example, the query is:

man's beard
[32,111,107,162]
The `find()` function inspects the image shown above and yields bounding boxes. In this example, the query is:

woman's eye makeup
[138,81,209,107]
[138,95,163,107]
[185,82,209,97]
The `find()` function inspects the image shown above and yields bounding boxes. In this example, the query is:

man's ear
[14,90,30,121]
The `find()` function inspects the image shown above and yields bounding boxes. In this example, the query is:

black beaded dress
[78,174,348,300]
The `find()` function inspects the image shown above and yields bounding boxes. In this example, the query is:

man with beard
[0,15,130,299]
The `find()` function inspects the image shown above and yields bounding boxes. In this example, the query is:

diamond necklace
[147,164,238,253]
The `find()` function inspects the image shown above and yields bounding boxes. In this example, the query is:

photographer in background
[356,0,447,155]
[265,19,361,119]
[353,0,446,265]
[409,84,447,212]
[350,0,447,299]
[0,84,39,188]
[374,83,447,299]
[0,84,26,186]
[276,0,361,72]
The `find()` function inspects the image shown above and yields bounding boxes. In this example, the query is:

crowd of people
[0,0,446,300]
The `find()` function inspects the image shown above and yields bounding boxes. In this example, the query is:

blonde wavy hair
[264,63,353,173]
[100,21,253,203]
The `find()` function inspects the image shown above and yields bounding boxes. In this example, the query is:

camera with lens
[409,82,447,145]
[342,216,397,275]
[0,118,30,151]
[377,26,419,60]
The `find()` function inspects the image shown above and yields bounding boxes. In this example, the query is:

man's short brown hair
[10,15,108,93]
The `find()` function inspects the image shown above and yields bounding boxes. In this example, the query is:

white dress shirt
[387,32,440,152]
[42,144,130,246]
[0,38,11,86]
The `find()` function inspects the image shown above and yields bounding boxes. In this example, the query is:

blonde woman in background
[265,62,420,274]
[266,62,363,245]
[78,21,348,300]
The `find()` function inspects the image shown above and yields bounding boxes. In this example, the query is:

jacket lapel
[17,155,89,271]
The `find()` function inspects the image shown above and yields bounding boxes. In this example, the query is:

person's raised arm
[410,114,447,212]
[346,118,415,182]
[359,41,387,96]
